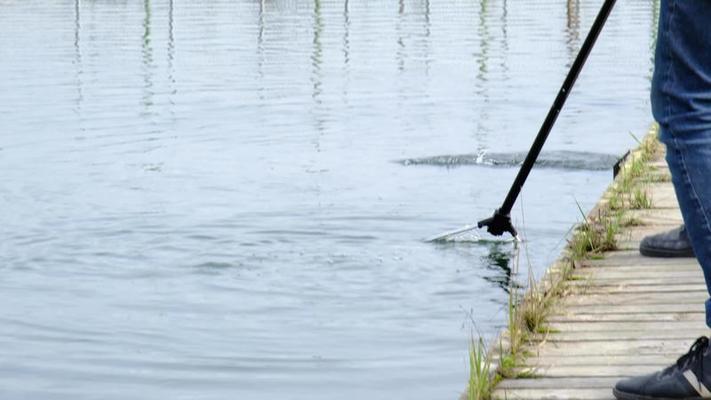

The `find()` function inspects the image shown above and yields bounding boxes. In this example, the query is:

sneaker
[640,225,695,258]
[613,337,711,399]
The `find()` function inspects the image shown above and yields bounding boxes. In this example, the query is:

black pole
[478,0,617,237]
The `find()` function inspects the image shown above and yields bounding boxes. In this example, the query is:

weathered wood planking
[491,163,709,400]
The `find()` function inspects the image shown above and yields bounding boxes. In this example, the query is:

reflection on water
[482,243,518,293]
[73,0,83,115]
[0,0,658,399]
[566,0,581,65]
[142,0,154,112]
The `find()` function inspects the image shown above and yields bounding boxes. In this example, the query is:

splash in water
[400,150,621,171]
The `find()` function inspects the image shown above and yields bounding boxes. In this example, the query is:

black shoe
[614,337,711,399]
[640,225,695,258]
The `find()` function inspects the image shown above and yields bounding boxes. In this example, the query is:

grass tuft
[620,216,645,227]
[630,187,653,209]
[468,338,494,400]
[568,205,619,259]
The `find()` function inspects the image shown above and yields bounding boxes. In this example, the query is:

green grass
[498,352,516,377]
[568,205,619,260]
[630,187,653,209]
[468,338,495,400]
[607,192,624,211]
[507,282,525,357]
[620,216,645,227]
[607,152,655,211]
[569,274,590,282]
[647,172,672,183]
[519,274,549,334]
[513,368,539,379]
[628,156,648,179]
[630,128,663,161]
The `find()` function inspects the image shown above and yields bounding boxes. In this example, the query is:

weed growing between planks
[468,337,496,400]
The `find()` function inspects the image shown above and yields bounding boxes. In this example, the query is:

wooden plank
[581,251,698,268]
[559,303,705,314]
[524,354,675,367]
[513,364,663,378]
[616,225,685,243]
[493,387,615,399]
[497,377,621,390]
[548,320,705,332]
[568,278,708,294]
[580,265,700,274]
[566,285,709,296]
[581,263,701,272]
[541,328,709,341]
[561,292,707,306]
[645,171,672,181]
[624,209,683,225]
[573,270,703,280]
[529,339,696,357]
[619,233,689,250]
[649,160,668,169]
[547,312,704,323]
[646,183,679,209]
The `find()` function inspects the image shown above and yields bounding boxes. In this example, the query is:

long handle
[478,0,617,237]
[501,0,617,214]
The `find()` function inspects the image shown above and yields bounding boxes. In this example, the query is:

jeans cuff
[705,298,711,328]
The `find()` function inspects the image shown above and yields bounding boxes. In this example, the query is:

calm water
[1,0,657,398]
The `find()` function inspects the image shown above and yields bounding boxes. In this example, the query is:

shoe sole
[639,245,695,258]
[613,387,704,400]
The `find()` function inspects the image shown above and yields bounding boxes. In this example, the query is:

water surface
[0,0,658,399]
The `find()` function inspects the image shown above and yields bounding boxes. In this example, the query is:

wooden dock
[492,159,709,400]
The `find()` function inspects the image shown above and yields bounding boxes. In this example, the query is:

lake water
[0,0,658,399]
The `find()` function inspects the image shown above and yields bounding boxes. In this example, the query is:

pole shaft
[499,0,617,215]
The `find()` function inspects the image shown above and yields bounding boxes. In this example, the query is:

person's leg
[654,0,711,326]
[613,0,711,398]
[663,135,711,323]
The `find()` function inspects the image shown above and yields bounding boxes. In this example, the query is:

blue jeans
[652,0,711,327]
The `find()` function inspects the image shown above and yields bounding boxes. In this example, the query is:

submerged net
[426,224,521,244]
